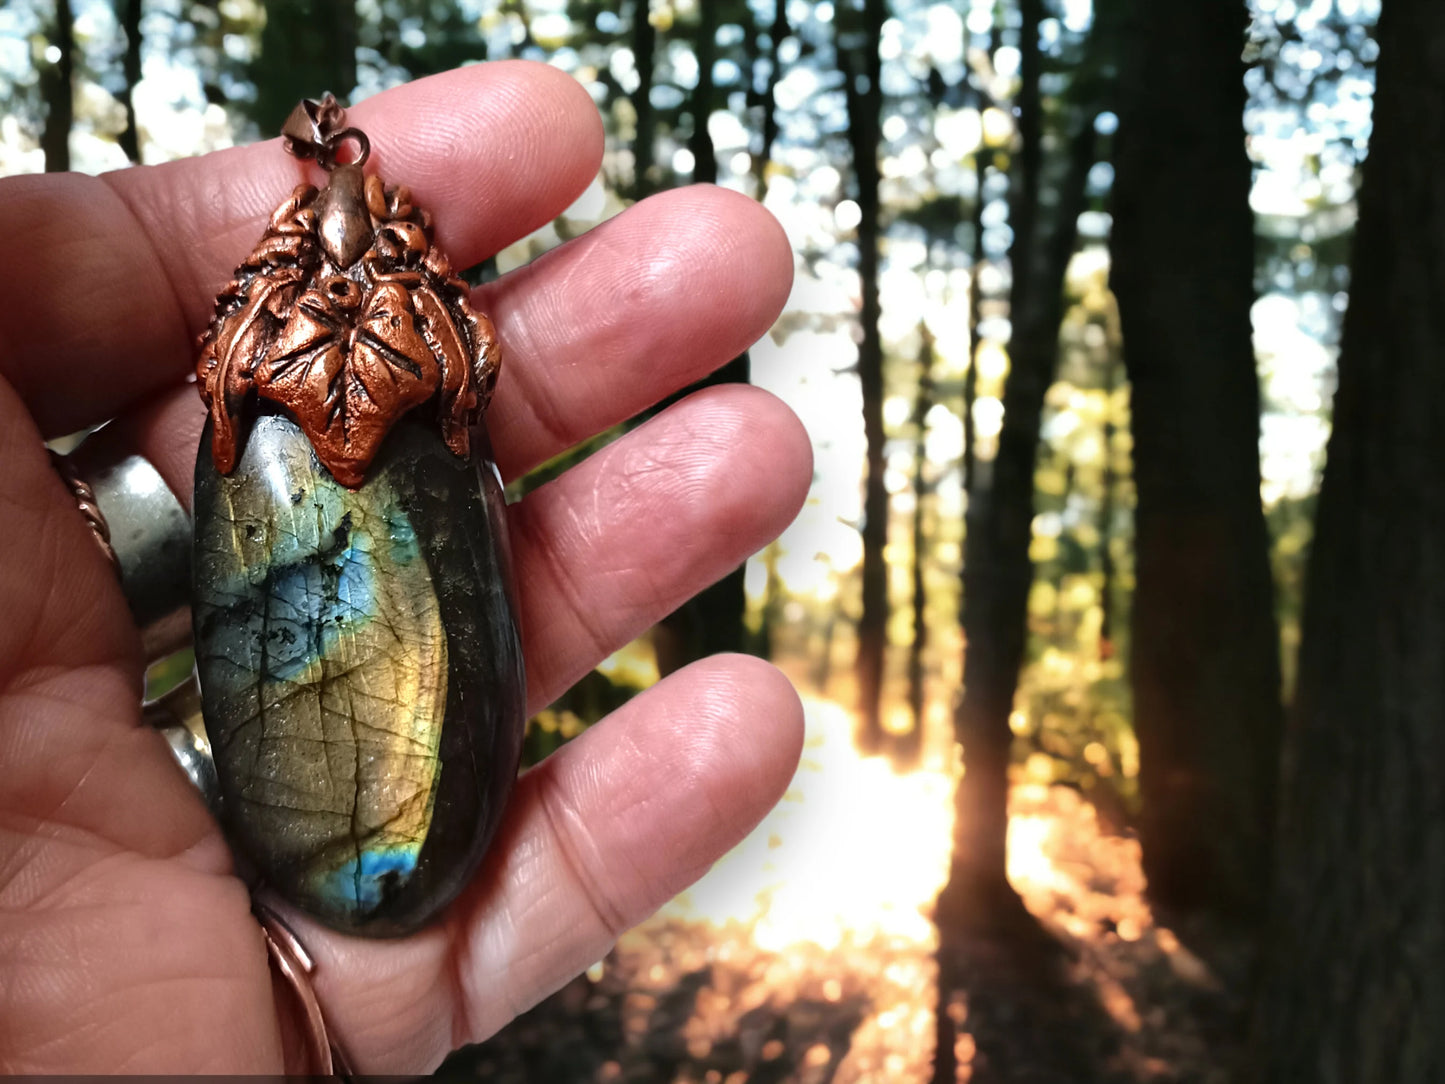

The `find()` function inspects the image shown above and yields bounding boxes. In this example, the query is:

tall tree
[1110,0,1283,925]
[963,153,986,497]
[960,15,995,500]
[629,0,658,201]
[1254,3,1445,1077]
[673,0,751,662]
[117,0,143,163]
[939,0,1098,922]
[40,0,75,173]
[754,0,789,194]
[904,326,936,766]
[688,0,718,185]
[840,0,889,751]
[252,0,357,132]
[1096,345,1118,660]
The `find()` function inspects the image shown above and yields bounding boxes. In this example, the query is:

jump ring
[319,128,370,171]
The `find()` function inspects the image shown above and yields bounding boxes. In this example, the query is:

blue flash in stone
[193,414,525,936]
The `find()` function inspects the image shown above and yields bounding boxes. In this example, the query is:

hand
[0,61,809,1073]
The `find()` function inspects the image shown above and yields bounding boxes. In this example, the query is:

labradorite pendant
[190,95,525,936]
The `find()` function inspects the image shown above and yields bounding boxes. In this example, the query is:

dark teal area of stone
[193,411,526,936]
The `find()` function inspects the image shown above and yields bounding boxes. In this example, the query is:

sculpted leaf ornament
[196,167,501,488]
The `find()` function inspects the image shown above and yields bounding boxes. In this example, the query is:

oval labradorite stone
[192,412,525,936]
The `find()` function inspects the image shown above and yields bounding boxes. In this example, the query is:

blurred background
[3,0,1427,1081]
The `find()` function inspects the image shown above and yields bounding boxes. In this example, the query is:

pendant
[190,96,526,937]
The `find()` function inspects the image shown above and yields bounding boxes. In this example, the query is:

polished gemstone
[192,411,525,936]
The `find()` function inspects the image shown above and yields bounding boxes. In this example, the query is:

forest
[1,0,1441,1080]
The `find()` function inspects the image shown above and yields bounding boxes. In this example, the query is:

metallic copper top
[196,95,500,488]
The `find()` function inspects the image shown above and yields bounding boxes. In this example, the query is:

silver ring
[142,674,220,812]
[60,439,191,659]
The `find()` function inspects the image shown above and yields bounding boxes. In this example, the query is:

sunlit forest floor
[458,696,1250,1083]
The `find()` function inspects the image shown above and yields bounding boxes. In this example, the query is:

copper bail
[281,93,369,171]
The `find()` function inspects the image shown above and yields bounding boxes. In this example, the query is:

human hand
[0,61,809,1073]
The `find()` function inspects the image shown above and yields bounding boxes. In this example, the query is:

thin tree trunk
[1097,346,1118,659]
[754,0,788,194]
[40,0,74,173]
[677,0,749,662]
[1110,0,1282,925]
[941,0,1099,928]
[814,606,838,691]
[963,150,985,497]
[944,124,1098,921]
[934,37,990,1084]
[117,0,143,163]
[630,0,657,201]
[756,542,783,659]
[689,0,717,185]
[1253,3,1445,1078]
[961,23,992,498]
[903,328,935,767]
[842,0,889,752]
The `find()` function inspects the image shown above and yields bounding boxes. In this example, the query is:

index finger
[0,60,603,436]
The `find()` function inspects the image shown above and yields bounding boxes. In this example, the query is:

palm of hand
[0,62,809,1073]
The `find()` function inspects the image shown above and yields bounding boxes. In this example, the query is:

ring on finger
[52,430,191,659]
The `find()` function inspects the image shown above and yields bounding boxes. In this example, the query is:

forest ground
[453,699,1252,1083]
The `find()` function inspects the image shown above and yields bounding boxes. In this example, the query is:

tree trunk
[1253,4,1445,1079]
[842,0,889,753]
[1110,0,1282,926]
[689,0,717,185]
[962,23,992,498]
[674,0,749,663]
[40,0,74,173]
[754,0,788,193]
[940,0,1101,927]
[630,0,658,201]
[963,149,986,497]
[1097,347,1118,659]
[903,328,935,767]
[117,0,143,163]
[254,0,357,132]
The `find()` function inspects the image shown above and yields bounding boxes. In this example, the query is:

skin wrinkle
[0,719,129,886]
[98,171,198,381]
[0,180,172,431]
[0,712,213,878]
[512,499,613,685]
[560,759,679,909]
[535,770,630,939]
[512,388,808,709]
[451,839,532,1038]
